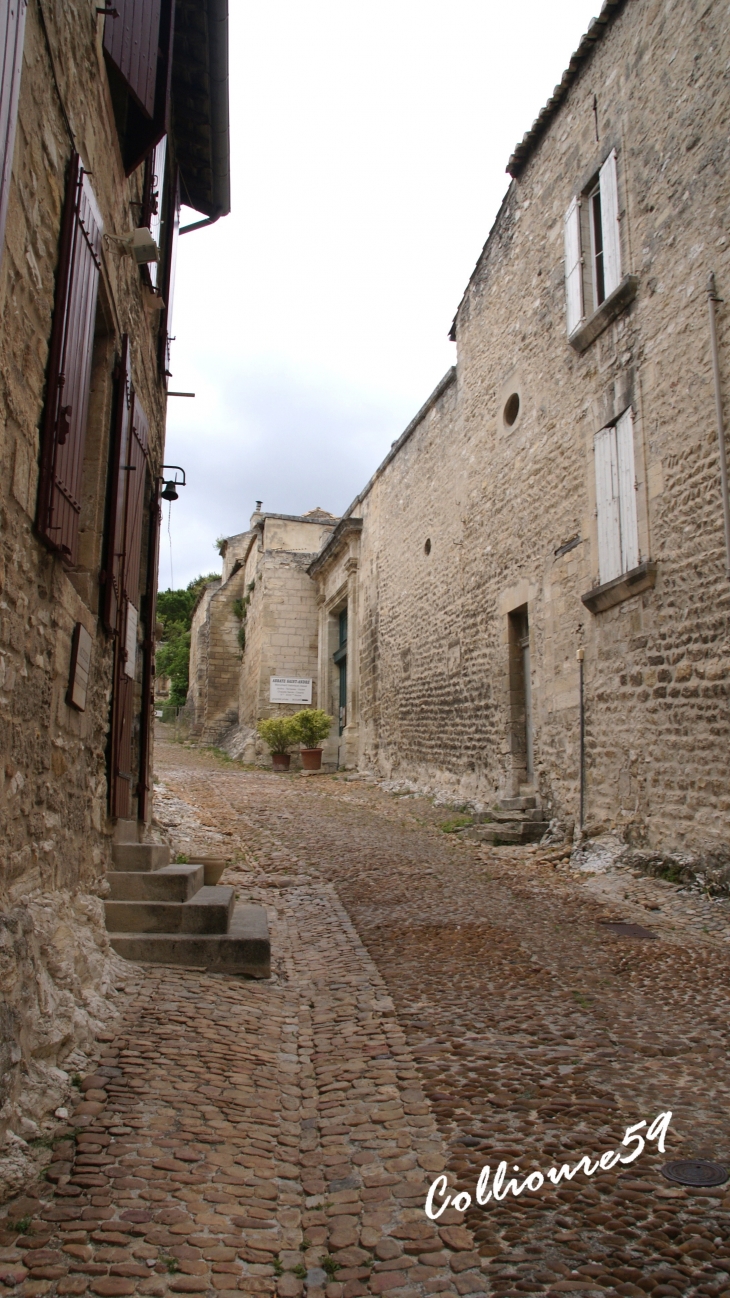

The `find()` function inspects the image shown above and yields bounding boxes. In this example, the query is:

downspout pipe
[577,646,585,833]
[708,273,730,580]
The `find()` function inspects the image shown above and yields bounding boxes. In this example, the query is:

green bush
[257,716,298,755]
[291,708,333,749]
[156,573,220,706]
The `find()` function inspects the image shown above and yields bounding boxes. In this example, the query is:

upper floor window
[564,148,623,341]
[594,407,639,585]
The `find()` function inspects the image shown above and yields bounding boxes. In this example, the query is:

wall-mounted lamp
[159,465,186,503]
[105,227,160,265]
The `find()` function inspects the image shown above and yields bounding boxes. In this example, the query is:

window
[594,407,639,585]
[564,148,622,337]
[142,135,167,289]
[36,153,103,563]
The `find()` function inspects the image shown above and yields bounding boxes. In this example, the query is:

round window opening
[503,392,520,427]
[424,538,432,555]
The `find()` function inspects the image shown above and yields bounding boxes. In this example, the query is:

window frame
[564,146,637,352]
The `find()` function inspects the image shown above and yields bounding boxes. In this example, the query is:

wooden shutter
[37,154,103,562]
[595,425,622,584]
[143,135,166,289]
[616,407,639,573]
[564,196,583,337]
[109,388,149,819]
[0,0,26,264]
[102,336,132,633]
[599,148,622,297]
[103,0,162,119]
[138,478,161,822]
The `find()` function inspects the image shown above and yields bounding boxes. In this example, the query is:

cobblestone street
[2,736,729,1298]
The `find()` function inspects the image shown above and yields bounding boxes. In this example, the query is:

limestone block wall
[0,0,169,1182]
[337,0,730,856]
[240,552,322,727]
[188,580,221,734]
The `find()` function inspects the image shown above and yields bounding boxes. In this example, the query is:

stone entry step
[111,842,171,872]
[105,885,235,934]
[109,904,271,978]
[108,863,204,902]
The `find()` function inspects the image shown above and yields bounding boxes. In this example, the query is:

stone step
[467,821,550,846]
[499,796,537,811]
[107,864,204,903]
[109,904,270,978]
[111,842,171,872]
[104,885,234,934]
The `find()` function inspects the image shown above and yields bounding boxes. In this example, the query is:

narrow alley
[2,735,729,1298]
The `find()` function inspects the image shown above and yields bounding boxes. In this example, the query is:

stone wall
[312,0,730,858]
[0,0,170,1187]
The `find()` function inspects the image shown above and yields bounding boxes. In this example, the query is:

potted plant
[291,708,333,771]
[257,717,297,770]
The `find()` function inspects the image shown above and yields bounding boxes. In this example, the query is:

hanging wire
[168,499,174,590]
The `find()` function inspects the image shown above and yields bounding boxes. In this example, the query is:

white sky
[163,0,600,589]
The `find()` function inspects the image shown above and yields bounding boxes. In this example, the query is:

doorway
[508,605,534,789]
[333,606,347,735]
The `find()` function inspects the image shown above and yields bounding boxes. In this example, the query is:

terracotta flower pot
[272,753,291,771]
[301,747,323,771]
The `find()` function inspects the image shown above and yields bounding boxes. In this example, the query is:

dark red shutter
[138,477,161,822]
[0,0,27,262]
[109,389,149,819]
[37,154,103,563]
[103,0,174,175]
[158,166,179,379]
[102,336,132,633]
[103,0,162,118]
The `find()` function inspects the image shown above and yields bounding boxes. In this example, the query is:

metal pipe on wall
[577,646,585,831]
[707,273,730,580]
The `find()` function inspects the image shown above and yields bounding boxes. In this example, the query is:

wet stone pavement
[2,738,729,1298]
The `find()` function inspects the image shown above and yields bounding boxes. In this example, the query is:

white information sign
[125,602,138,678]
[269,676,312,704]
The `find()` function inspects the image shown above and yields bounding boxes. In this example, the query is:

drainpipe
[708,273,730,580]
[577,647,585,832]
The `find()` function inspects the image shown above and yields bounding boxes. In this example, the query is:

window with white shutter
[599,148,621,297]
[564,147,626,338]
[594,408,638,585]
[564,196,583,337]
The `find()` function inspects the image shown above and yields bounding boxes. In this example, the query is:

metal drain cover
[661,1160,729,1187]
[599,921,657,939]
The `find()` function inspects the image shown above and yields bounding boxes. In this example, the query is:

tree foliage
[156,573,219,707]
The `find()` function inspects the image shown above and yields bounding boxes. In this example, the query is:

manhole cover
[599,921,657,939]
[661,1160,729,1187]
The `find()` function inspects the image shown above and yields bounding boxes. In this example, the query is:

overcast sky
[162,0,600,590]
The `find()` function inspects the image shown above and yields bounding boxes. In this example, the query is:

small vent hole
[503,393,520,426]
[424,538,431,555]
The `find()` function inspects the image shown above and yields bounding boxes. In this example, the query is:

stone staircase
[465,795,550,846]
[105,824,270,977]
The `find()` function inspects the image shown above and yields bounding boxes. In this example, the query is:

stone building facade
[0,0,229,1189]
[202,0,730,865]
[188,508,337,753]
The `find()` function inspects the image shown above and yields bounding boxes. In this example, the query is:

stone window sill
[581,559,657,614]
[569,274,639,353]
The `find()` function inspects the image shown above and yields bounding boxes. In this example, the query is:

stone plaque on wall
[67,623,92,711]
[269,676,312,704]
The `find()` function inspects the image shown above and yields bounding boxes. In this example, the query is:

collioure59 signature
[425,1110,672,1217]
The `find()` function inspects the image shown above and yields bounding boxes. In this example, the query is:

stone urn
[197,857,228,886]
[272,753,291,771]
[301,748,323,771]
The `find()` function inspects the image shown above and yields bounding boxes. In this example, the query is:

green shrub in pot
[256,716,297,755]
[291,708,333,750]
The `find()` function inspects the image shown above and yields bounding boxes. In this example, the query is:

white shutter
[564,196,583,336]
[599,148,622,297]
[595,425,622,584]
[616,407,639,572]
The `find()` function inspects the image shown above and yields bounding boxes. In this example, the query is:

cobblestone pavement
[2,739,729,1298]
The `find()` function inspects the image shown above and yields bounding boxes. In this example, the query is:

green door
[333,607,347,736]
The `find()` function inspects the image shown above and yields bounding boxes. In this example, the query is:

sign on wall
[66,623,92,712]
[270,676,312,704]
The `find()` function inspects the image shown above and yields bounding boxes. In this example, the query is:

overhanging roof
[506,0,628,178]
[172,0,230,218]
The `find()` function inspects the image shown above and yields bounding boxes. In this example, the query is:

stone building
[203,0,730,870]
[0,0,229,1183]
[188,507,338,754]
